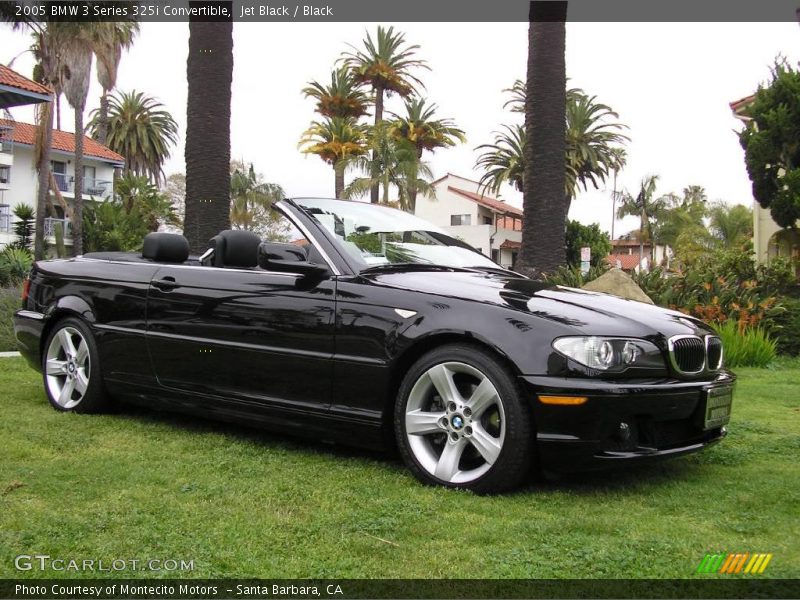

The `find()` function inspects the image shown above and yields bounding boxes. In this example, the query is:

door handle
[151,276,178,291]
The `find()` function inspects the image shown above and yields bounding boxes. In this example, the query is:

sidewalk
[0,351,20,358]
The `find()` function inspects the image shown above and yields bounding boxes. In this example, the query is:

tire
[394,344,533,494]
[42,317,110,413]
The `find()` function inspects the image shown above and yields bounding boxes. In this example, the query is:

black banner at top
[2,0,800,22]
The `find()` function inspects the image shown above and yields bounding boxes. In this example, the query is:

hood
[364,269,712,340]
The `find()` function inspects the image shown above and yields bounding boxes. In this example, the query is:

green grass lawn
[1,356,798,579]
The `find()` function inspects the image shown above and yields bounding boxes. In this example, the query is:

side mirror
[257,242,328,277]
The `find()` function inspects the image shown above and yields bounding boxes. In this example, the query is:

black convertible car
[13,198,734,493]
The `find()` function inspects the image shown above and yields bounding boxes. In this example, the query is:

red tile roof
[0,118,124,163]
[729,94,755,113]
[499,239,521,250]
[606,253,643,271]
[0,64,52,96]
[447,186,524,217]
[612,239,652,248]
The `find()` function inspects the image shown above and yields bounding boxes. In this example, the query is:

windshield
[293,198,503,271]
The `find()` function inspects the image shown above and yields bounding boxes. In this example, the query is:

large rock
[582,268,654,304]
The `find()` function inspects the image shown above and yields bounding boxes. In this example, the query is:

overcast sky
[3,21,799,236]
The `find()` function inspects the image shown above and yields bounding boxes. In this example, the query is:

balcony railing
[44,217,72,238]
[0,214,10,233]
[51,174,113,199]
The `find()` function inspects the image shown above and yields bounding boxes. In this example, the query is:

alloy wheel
[45,327,91,410]
[404,361,506,484]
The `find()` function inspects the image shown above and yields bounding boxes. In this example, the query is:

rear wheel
[42,317,109,413]
[394,344,533,493]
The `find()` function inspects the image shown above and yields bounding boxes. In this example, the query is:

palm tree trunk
[370,83,384,204]
[55,94,61,130]
[517,1,568,279]
[639,209,645,272]
[34,100,54,261]
[334,160,345,198]
[72,108,84,255]
[184,17,234,253]
[96,88,110,144]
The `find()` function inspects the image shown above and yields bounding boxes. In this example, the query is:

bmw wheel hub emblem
[451,415,464,430]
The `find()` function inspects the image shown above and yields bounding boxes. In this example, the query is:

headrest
[142,232,190,263]
[209,230,261,268]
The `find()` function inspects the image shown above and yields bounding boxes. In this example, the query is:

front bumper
[520,371,735,472]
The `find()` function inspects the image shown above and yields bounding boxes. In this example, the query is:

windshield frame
[283,197,510,275]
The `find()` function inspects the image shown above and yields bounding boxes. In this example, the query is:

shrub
[542,263,610,288]
[633,244,791,332]
[769,296,800,356]
[0,287,21,352]
[0,247,34,287]
[714,320,777,368]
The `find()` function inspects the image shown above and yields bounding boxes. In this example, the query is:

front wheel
[394,344,533,494]
[42,317,109,413]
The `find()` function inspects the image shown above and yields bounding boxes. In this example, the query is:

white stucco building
[0,119,124,249]
[415,174,523,269]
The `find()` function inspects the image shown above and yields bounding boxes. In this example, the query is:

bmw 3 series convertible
[13,198,735,493]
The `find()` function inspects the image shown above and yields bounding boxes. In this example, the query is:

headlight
[552,336,664,373]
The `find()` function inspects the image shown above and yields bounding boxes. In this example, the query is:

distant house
[0,118,124,249]
[730,93,800,266]
[414,174,522,269]
[605,238,670,274]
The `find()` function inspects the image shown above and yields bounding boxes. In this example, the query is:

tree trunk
[72,108,84,255]
[55,94,61,130]
[334,160,345,198]
[184,16,234,254]
[370,83,384,204]
[517,1,568,279]
[639,209,645,272]
[34,101,54,261]
[96,89,110,144]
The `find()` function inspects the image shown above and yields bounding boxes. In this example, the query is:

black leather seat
[141,232,190,263]
[208,230,261,268]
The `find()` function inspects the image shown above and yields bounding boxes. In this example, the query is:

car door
[145,256,336,414]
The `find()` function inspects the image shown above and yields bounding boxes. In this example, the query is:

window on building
[0,204,10,233]
[450,214,472,226]
[0,165,9,184]
[483,216,492,225]
[51,161,68,192]
[83,165,96,184]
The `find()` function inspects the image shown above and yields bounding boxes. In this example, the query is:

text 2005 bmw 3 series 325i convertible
[13,198,735,493]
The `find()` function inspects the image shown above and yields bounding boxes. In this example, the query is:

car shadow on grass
[108,402,714,497]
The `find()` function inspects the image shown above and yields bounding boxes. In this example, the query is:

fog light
[618,422,631,441]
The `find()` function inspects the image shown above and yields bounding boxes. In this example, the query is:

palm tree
[302,66,369,119]
[708,202,753,247]
[565,90,629,201]
[87,90,179,184]
[389,98,465,211]
[475,125,525,194]
[342,124,434,211]
[518,5,568,276]
[58,23,96,256]
[115,172,181,232]
[229,161,285,231]
[91,22,139,145]
[484,82,628,209]
[616,175,665,268]
[341,26,429,203]
[184,20,233,254]
[298,117,368,197]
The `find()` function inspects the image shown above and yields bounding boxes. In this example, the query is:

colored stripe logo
[696,552,773,574]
